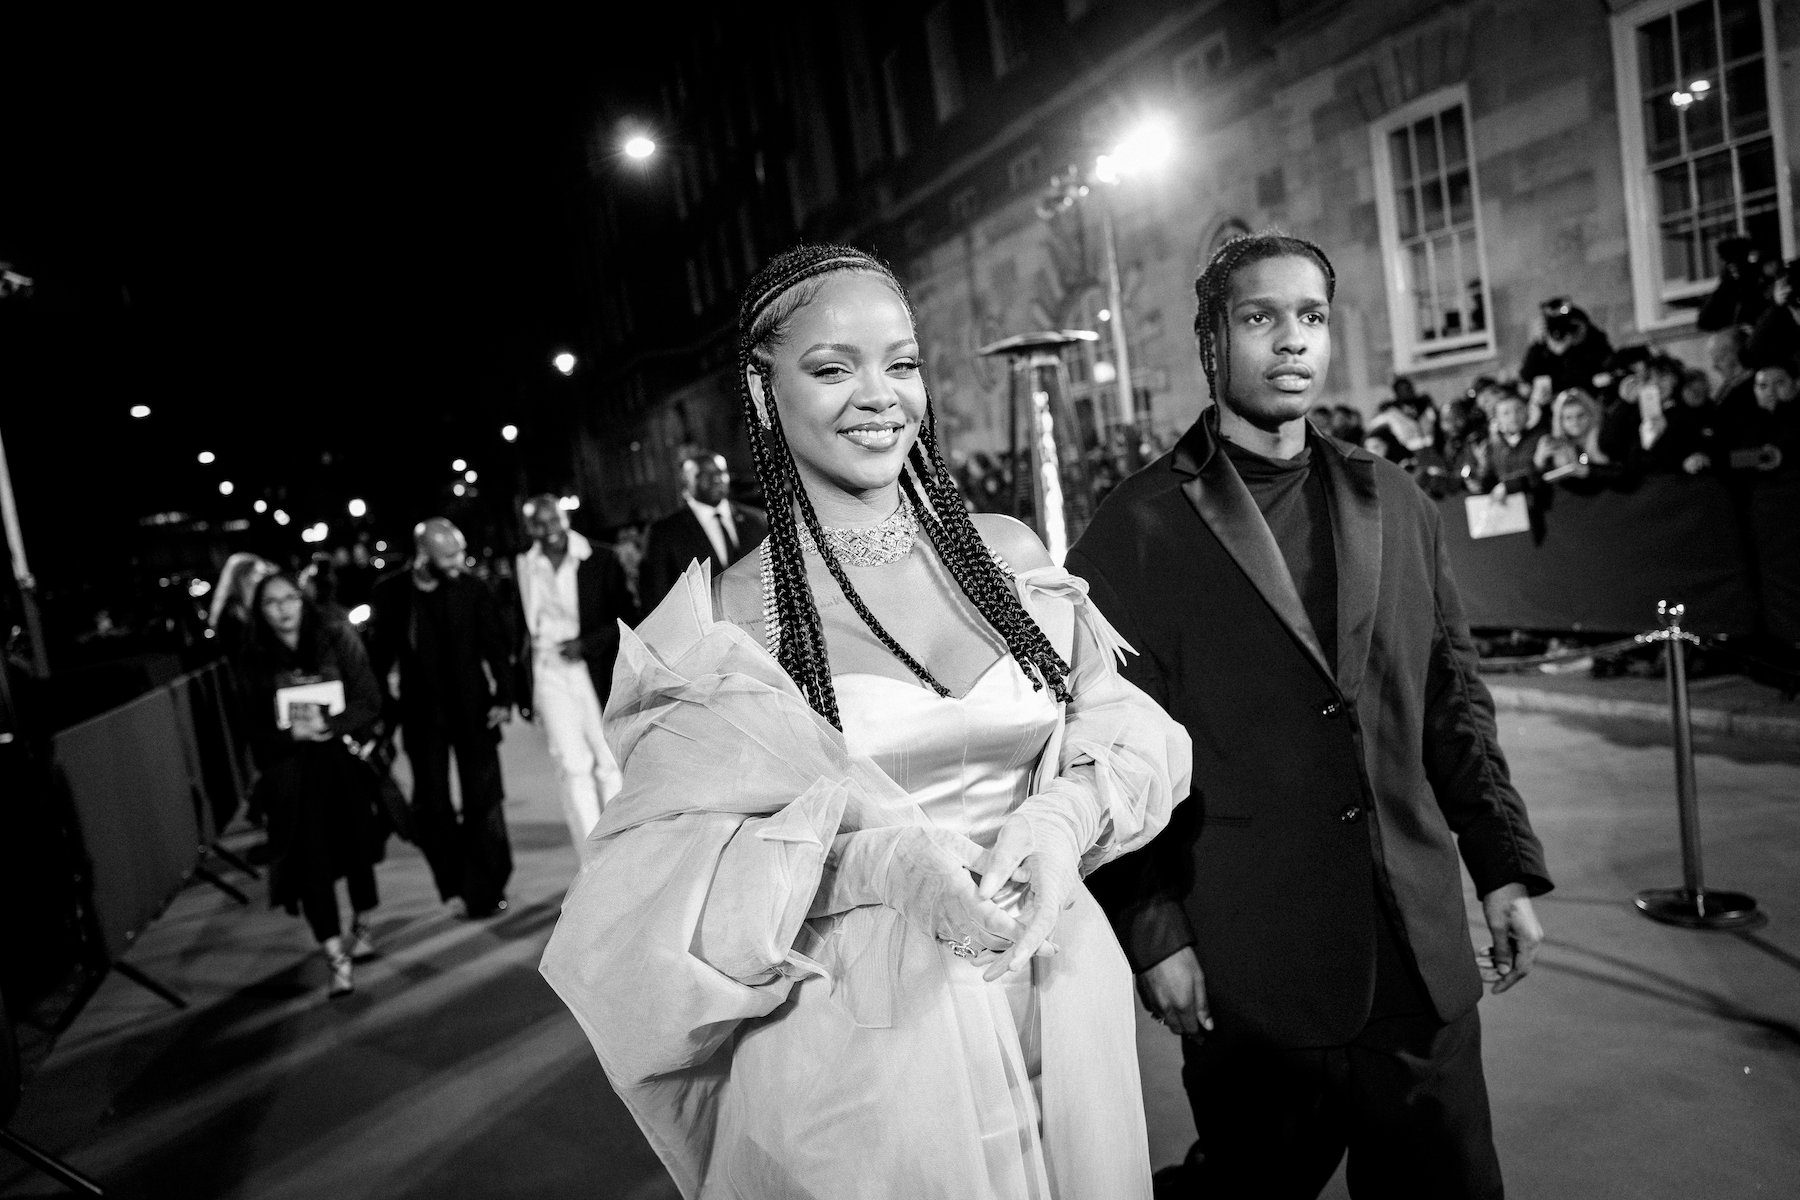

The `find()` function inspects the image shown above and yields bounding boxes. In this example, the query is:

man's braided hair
[1193,231,1337,403]
[738,243,1071,729]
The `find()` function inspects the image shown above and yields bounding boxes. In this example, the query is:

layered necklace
[794,494,919,567]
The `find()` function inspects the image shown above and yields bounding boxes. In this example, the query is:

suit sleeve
[578,551,638,663]
[476,578,516,709]
[1064,545,1200,973]
[1421,507,1554,898]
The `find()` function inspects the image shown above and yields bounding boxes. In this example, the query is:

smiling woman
[541,244,1192,1199]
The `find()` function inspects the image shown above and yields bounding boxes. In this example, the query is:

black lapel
[1314,431,1383,700]
[1174,410,1333,682]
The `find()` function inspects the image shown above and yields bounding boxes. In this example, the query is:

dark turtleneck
[1221,435,1339,671]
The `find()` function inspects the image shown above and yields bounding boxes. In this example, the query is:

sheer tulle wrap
[541,562,1191,1199]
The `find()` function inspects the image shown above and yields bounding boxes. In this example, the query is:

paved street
[4,706,1797,1198]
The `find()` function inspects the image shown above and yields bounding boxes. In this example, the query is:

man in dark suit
[368,517,516,918]
[513,494,637,858]
[1069,233,1550,1199]
[637,450,767,610]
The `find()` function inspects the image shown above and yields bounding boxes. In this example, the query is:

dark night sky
[3,14,662,592]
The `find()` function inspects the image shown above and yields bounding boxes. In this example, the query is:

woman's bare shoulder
[968,512,1054,573]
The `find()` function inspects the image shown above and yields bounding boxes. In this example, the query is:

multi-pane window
[1370,88,1495,370]
[926,4,965,123]
[1638,0,1776,291]
[1613,0,1789,326]
[986,0,1027,78]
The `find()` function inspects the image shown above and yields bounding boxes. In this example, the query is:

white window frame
[1612,0,1792,331]
[1369,83,1498,374]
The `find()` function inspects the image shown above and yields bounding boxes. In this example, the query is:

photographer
[1519,296,1615,404]
[1697,235,1776,332]
[1745,258,1799,371]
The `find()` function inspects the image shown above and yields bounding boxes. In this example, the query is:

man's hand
[1137,946,1212,1037]
[486,705,513,730]
[557,638,585,662]
[1479,882,1543,994]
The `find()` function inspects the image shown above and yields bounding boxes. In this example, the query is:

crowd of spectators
[1329,254,1800,502]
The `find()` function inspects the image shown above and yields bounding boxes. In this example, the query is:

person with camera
[1697,235,1778,333]
[241,572,386,998]
[1519,297,1614,411]
[1746,259,1800,371]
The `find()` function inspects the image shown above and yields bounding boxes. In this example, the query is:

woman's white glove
[811,826,1023,955]
[976,800,1087,981]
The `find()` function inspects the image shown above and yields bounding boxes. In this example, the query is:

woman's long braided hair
[739,244,1071,729]
[1193,231,1337,403]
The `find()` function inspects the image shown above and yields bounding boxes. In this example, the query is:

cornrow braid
[1193,230,1337,404]
[737,243,1071,726]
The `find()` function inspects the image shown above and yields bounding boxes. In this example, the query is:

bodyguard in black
[1070,233,1551,1199]
[368,518,517,918]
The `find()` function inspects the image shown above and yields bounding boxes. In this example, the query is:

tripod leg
[112,962,187,1010]
[0,1127,106,1196]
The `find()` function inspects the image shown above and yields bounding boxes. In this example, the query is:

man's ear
[745,364,773,430]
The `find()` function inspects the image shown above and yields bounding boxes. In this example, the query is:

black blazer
[638,501,767,611]
[366,569,514,733]
[1069,407,1551,1048]
[511,542,640,707]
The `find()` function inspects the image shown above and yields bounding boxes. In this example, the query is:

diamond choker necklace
[796,496,919,567]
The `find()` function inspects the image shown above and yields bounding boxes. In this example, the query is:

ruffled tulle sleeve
[1015,566,1193,873]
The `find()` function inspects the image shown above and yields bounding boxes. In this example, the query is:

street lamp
[348,498,367,518]
[218,480,234,496]
[623,135,656,161]
[198,450,215,464]
[452,458,468,472]
[1039,115,1178,442]
[501,424,519,443]
[129,404,151,419]
[552,351,577,376]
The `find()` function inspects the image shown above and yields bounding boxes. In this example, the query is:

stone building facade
[582,0,1797,519]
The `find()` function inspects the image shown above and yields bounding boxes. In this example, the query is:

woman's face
[1559,404,1593,439]
[758,272,926,503]
[1493,398,1527,436]
[258,577,303,637]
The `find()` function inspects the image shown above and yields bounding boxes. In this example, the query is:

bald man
[367,518,517,918]
[514,495,636,857]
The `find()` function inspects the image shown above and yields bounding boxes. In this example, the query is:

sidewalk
[1483,666,1800,743]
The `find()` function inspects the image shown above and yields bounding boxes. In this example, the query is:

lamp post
[1038,116,1177,454]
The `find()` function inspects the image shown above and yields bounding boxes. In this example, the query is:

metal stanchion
[1632,600,1760,929]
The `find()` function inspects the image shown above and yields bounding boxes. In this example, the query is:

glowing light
[348,498,367,518]
[552,351,577,376]
[453,483,467,497]
[375,540,388,551]
[218,480,235,496]
[1097,308,1112,322]
[1093,361,1118,384]
[130,404,151,418]
[1689,78,1711,93]
[198,450,216,464]
[254,499,268,514]
[558,495,581,511]
[188,579,212,598]
[273,509,291,526]
[1097,115,1178,184]
[452,458,468,472]
[301,522,329,544]
[623,135,656,160]
[347,603,372,626]
[1671,90,1693,108]
[501,424,519,443]
[464,469,478,483]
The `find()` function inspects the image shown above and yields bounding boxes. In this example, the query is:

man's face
[1754,367,1797,410]
[685,455,731,506]
[1709,333,1744,381]
[1216,255,1332,431]
[418,528,467,578]
[523,503,569,554]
